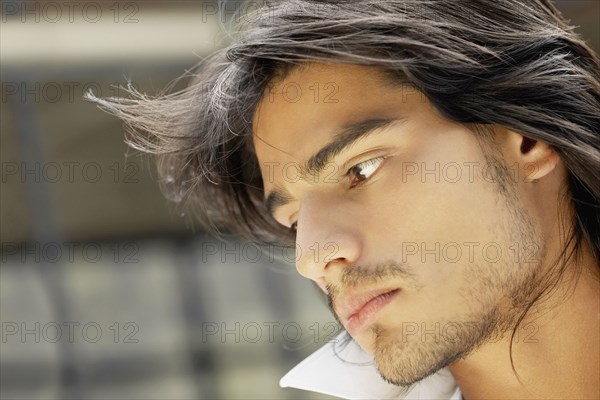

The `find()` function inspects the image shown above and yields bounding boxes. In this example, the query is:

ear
[505,130,560,183]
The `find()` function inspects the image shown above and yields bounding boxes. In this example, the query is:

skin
[252,62,600,399]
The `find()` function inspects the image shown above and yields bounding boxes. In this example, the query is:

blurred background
[1,1,598,399]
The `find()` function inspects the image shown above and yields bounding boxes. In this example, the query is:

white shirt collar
[280,333,462,400]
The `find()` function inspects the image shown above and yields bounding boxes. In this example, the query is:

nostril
[325,257,348,270]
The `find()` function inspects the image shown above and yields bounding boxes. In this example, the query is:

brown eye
[346,156,386,188]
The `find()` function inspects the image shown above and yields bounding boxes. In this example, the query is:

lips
[337,288,400,335]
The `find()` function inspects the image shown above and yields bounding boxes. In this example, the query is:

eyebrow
[263,117,404,219]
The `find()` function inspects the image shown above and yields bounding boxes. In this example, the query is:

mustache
[325,261,418,324]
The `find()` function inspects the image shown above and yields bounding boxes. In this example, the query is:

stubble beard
[371,192,547,387]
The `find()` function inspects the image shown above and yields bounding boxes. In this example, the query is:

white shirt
[280,333,462,400]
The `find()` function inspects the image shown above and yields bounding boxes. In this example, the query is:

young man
[90,0,600,398]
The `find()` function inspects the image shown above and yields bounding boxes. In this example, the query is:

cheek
[361,137,507,288]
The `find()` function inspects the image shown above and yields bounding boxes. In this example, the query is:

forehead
[251,62,426,191]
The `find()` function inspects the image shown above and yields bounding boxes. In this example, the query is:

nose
[294,194,363,288]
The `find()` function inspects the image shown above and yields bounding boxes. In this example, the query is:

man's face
[252,62,545,386]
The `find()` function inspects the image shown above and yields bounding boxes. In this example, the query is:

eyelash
[288,156,387,233]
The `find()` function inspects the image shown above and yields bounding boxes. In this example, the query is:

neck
[449,239,599,399]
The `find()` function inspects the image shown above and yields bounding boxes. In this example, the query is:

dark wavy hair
[88,0,600,378]
[88,0,599,259]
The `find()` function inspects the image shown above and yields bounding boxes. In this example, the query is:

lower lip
[346,289,400,335]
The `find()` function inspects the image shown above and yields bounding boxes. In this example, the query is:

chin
[373,339,454,387]
[368,323,463,387]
